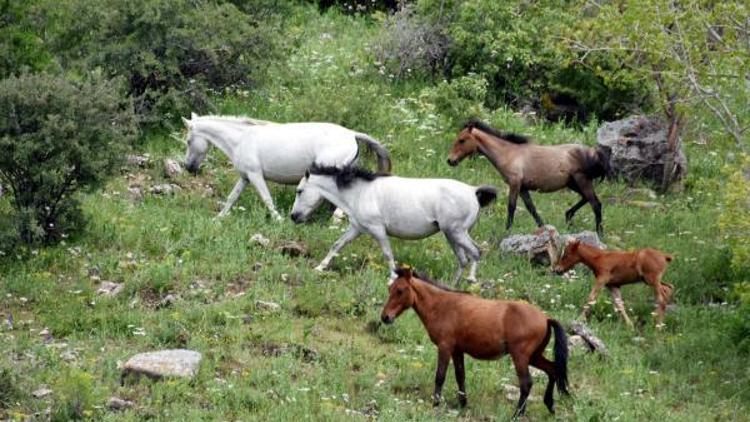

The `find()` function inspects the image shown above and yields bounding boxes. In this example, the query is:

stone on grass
[250,233,270,247]
[128,186,144,203]
[163,158,183,178]
[149,184,181,195]
[255,300,281,312]
[277,241,308,257]
[568,321,609,356]
[122,349,202,381]
[97,281,124,297]
[32,387,52,398]
[107,396,134,411]
[126,154,150,168]
[597,115,687,185]
[499,225,605,266]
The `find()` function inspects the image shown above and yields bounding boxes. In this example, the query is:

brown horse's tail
[548,319,570,396]
[579,146,611,182]
[355,133,392,174]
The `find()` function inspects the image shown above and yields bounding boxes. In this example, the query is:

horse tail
[579,146,611,182]
[355,133,392,174]
[548,319,570,396]
[475,186,498,208]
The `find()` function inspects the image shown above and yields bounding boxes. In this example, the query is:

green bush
[50,0,279,123]
[51,368,98,421]
[0,0,54,78]
[0,73,137,244]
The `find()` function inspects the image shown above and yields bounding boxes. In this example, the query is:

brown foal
[553,239,675,328]
[447,119,609,235]
[381,266,569,417]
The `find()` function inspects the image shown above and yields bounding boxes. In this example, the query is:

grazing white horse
[290,165,497,283]
[182,113,391,220]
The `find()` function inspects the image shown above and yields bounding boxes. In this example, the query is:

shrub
[50,0,279,123]
[51,368,97,421]
[0,73,137,244]
[720,156,750,277]
[372,3,449,79]
[0,0,54,78]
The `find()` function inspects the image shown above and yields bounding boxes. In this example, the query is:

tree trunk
[660,113,683,193]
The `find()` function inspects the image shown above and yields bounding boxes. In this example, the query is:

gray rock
[156,294,177,309]
[597,115,687,185]
[128,186,144,203]
[122,349,202,380]
[163,158,184,178]
[32,387,52,398]
[568,321,609,356]
[255,300,281,312]
[499,225,605,266]
[250,233,270,247]
[149,184,181,195]
[107,396,134,411]
[126,154,150,168]
[568,335,589,353]
[97,281,124,297]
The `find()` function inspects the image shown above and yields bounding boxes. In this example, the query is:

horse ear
[191,112,198,120]
[304,170,310,179]
[182,116,192,128]
[395,264,413,279]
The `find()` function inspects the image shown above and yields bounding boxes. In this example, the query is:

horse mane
[309,164,388,189]
[194,115,274,126]
[464,118,530,144]
[396,267,468,294]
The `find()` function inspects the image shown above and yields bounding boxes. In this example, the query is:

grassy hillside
[1,7,747,421]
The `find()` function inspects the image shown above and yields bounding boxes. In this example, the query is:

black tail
[578,146,611,182]
[548,319,570,396]
[355,133,392,174]
[475,186,498,207]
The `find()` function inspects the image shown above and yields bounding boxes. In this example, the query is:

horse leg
[608,286,635,329]
[217,178,248,218]
[580,278,605,321]
[520,189,544,227]
[316,225,361,272]
[452,351,467,407]
[530,353,556,414]
[433,346,452,407]
[245,171,282,221]
[449,230,481,283]
[444,232,468,284]
[510,351,533,418]
[506,183,521,230]
[644,273,667,328]
[572,173,603,235]
[369,226,397,280]
[565,198,587,224]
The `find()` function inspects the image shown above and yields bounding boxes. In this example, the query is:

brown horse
[552,239,674,328]
[447,118,610,235]
[381,266,569,417]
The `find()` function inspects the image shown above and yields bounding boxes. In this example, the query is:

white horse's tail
[355,133,392,174]
[475,185,498,208]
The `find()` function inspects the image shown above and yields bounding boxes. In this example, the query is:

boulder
[499,225,605,266]
[163,158,183,178]
[255,300,281,312]
[121,349,202,381]
[126,154,150,168]
[597,115,687,185]
[568,321,609,356]
[97,281,124,297]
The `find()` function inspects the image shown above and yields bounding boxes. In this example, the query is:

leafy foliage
[720,155,750,278]
[0,73,137,244]
[49,0,279,123]
[0,0,54,78]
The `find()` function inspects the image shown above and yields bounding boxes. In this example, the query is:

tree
[564,0,749,190]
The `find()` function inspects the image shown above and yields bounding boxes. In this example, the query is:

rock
[568,335,589,353]
[499,225,605,266]
[597,115,687,185]
[156,294,177,309]
[126,154,150,167]
[163,159,183,178]
[252,262,263,272]
[625,187,658,199]
[149,184,181,195]
[255,300,281,312]
[107,396,134,411]
[277,241,308,257]
[624,200,661,209]
[128,186,144,203]
[60,350,77,362]
[32,387,52,398]
[568,321,609,356]
[122,349,202,381]
[97,282,124,297]
[503,384,536,403]
[250,233,270,247]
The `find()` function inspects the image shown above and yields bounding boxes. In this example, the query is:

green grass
[1,7,747,421]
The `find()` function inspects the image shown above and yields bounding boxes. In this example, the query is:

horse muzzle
[381,314,394,324]
[290,212,304,224]
[185,162,200,174]
[447,158,459,167]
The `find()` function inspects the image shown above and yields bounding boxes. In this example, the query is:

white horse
[290,165,497,283]
[182,113,391,220]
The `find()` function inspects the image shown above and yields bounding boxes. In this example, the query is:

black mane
[309,164,388,188]
[464,118,530,144]
[396,266,468,294]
